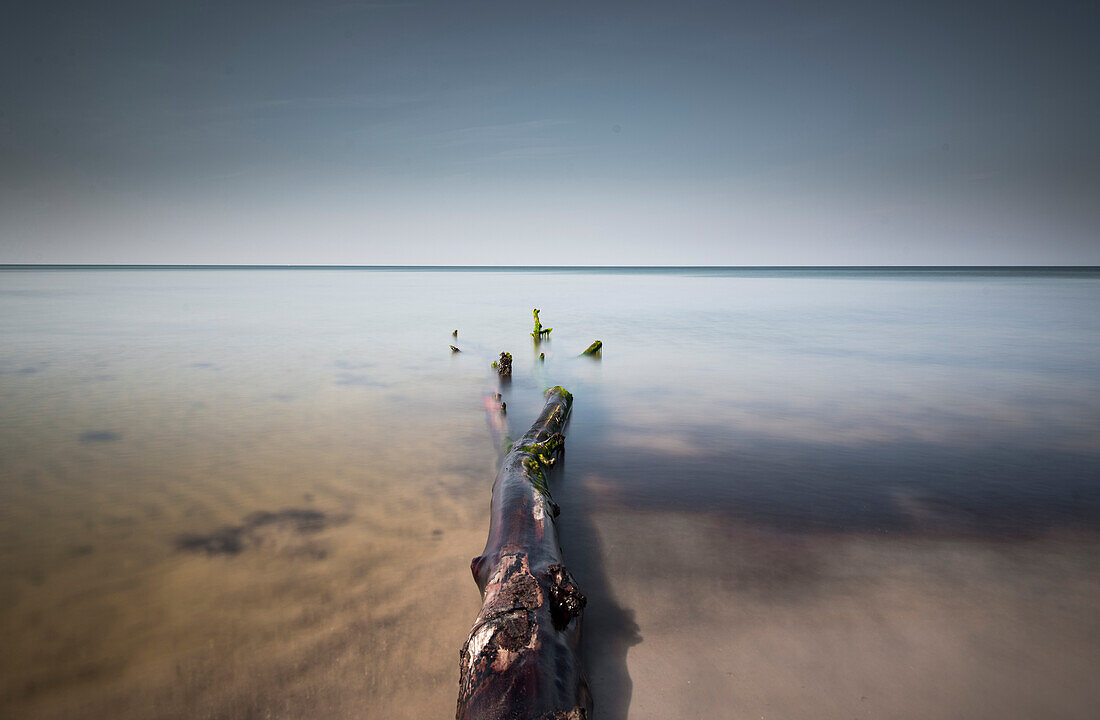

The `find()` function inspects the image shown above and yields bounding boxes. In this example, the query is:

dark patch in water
[68,544,94,557]
[175,508,339,556]
[177,528,245,555]
[272,393,295,402]
[15,366,38,375]
[567,415,1100,538]
[80,374,117,382]
[189,362,216,368]
[80,430,120,443]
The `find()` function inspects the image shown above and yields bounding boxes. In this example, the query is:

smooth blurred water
[2,267,1099,719]
[9,267,1095,532]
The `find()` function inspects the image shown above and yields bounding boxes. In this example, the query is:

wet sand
[5,447,1098,719]
[0,387,494,719]
[579,511,1100,720]
[3,384,1098,719]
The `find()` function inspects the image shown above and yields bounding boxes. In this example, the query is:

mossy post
[493,352,512,377]
[457,387,590,720]
[580,340,602,357]
[531,309,552,341]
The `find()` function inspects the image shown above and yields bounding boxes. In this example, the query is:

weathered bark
[494,352,513,377]
[458,386,591,720]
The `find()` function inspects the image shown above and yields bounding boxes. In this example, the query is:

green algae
[514,431,566,497]
[546,386,572,401]
[531,309,552,340]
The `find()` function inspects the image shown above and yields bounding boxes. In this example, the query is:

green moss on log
[531,309,552,340]
[580,340,602,356]
[547,385,573,401]
[514,431,566,497]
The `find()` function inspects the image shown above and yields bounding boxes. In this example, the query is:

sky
[1,0,1098,265]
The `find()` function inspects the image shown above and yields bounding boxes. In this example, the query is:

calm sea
[2,267,1099,719]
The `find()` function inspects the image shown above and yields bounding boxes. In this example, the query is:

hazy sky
[1,1,1097,264]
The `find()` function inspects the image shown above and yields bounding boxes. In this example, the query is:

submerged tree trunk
[457,386,591,720]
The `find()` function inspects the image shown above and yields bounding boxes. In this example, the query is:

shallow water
[1,267,1098,719]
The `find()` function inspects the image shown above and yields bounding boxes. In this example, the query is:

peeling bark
[458,386,591,720]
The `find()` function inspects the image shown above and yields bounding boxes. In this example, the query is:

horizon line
[2,263,1100,272]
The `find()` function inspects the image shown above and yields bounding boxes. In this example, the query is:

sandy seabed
[3,393,1097,720]
[583,511,1100,720]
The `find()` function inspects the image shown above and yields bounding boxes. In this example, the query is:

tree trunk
[457,386,591,720]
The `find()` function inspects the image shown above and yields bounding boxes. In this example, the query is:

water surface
[1,267,1098,719]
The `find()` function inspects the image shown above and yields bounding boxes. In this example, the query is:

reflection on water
[1,267,1099,719]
